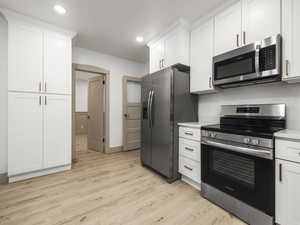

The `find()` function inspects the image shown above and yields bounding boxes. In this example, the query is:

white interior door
[88,76,104,152]
[8,93,43,176]
[214,1,242,55]
[8,23,43,92]
[44,95,71,168]
[44,31,72,95]
[123,78,141,151]
[242,0,281,44]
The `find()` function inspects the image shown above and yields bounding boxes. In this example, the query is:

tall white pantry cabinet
[7,17,76,183]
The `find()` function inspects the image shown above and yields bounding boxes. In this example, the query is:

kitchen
[0,0,300,225]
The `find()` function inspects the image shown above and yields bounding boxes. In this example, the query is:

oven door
[213,42,259,86]
[201,140,275,216]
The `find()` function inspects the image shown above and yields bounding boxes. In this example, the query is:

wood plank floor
[0,150,246,225]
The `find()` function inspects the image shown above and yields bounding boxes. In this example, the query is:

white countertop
[275,129,300,140]
[177,122,212,128]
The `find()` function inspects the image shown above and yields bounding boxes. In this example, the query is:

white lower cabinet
[178,125,201,190]
[8,92,71,182]
[8,93,44,176]
[43,95,71,168]
[275,135,300,225]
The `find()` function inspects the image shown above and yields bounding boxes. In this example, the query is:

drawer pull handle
[184,165,193,171]
[184,132,193,136]
[185,147,194,152]
[279,163,282,182]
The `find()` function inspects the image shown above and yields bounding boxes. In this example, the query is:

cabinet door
[8,93,43,176]
[164,28,190,68]
[214,1,242,55]
[242,0,281,45]
[8,23,43,92]
[44,95,71,168]
[149,40,164,74]
[282,0,300,81]
[190,19,216,93]
[44,32,72,95]
[276,160,300,225]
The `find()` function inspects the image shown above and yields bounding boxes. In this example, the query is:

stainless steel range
[201,104,286,225]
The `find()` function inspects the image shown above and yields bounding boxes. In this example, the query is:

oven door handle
[201,139,273,160]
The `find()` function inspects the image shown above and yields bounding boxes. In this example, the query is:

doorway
[72,64,110,162]
[123,76,142,151]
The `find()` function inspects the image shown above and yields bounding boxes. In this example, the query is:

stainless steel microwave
[213,34,282,88]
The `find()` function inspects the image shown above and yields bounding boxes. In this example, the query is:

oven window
[214,51,255,80]
[211,150,255,188]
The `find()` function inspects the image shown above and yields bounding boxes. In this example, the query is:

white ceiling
[0,0,227,63]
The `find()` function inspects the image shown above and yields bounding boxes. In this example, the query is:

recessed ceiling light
[54,5,66,15]
[136,36,144,43]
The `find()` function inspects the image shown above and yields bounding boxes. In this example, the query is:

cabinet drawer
[179,138,201,162]
[179,156,200,183]
[179,127,201,141]
[276,139,300,163]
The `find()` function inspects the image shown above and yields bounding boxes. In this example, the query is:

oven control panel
[201,130,273,149]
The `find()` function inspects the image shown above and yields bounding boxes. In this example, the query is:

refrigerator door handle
[149,90,154,128]
[147,90,152,128]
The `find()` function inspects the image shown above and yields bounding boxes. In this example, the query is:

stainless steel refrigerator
[141,64,198,183]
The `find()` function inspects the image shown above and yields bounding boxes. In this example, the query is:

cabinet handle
[39,82,42,92]
[279,163,282,182]
[45,96,47,105]
[184,132,193,136]
[286,60,289,76]
[209,77,212,88]
[184,165,193,171]
[44,82,47,92]
[162,59,164,68]
[185,147,194,152]
[243,31,246,45]
[39,96,42,105]
[236,34,240,47]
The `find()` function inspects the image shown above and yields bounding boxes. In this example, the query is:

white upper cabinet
[44,32,72,95]
[148,21,190,74]
[214,2,242,56]
[214,0,281,56]
[282,0,300,83]
[276,159,300,225]
[149,40,164,74]
[8,23,43,92]
[242,0,281,44]
[8,92,44,176]
[8,22,73,94]
[44,95,71,168]
[190,19,216,94]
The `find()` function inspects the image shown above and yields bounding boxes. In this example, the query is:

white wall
[0,14,7,174]
[198,82,300,129]
[73,47,147,148]
[75,79,88,112]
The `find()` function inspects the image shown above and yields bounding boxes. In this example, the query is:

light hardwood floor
[0,150,246,225]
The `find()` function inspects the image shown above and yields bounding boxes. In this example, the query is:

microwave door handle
[202,139,272,159]
[255,45,261,76]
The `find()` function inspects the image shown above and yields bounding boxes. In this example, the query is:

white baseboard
[8,165,71,183]
[0,173,8,184]
[181,175,201,191]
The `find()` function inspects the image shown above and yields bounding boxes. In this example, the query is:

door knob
[124,114,128,118]
[87,115,90,119]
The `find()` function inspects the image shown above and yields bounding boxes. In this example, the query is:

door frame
[122,76,142,151]
[72,64,110,162]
